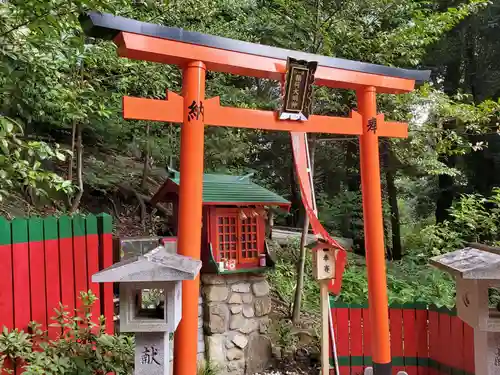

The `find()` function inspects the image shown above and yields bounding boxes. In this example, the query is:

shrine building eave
[79,12,431,94]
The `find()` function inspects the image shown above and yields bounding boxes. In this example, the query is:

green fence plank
[392,357,405,366]
[418,357,429,367]
[28,217,43,243]
[7,214,111,244]
[350,356,364,366]
[43,216,58,241]
[0,217,11,246]
[404,357,419,366]
[337,356,350,366]
[85,214,98,235]
[96,213,112,234]
[58,215,72,239]
[11,218,28,243]
[329,356,471,374]
[329,298,430,310]
[72,215,86,237]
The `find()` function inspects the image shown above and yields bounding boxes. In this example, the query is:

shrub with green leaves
[0,116,73,202]
[0,291,134,375]
[270,239,456,309]
[418,187,500,257]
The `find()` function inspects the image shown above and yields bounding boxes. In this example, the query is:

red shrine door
[210,208,264,268]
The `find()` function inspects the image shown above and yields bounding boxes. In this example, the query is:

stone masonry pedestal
[201,273,272,375]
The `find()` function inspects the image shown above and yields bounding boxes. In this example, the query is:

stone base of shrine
[200,273,273,375]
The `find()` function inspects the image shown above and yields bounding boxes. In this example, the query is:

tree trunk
[435,39,462,223]
[141,123,151,190]
[345,140,362,253]
[436,121,457,224]
[70,124,83,213]
[292,136,316,323]
[288,162,301,227]
[266,211,274,239]
[435,154,456,223]
[383,142,402,260]
[68,121,76,182]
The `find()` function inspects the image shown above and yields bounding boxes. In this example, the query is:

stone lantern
[430,244,500,375]
[93,245,202,375]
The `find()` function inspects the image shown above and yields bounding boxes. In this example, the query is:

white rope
[328,306,340,375]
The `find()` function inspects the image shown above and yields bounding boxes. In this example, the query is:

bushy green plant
[270,239,456,309]
[418,187,500,257]
[197,360,221,375]
[0,116,73,201]
[268,318,299,350]
[0,291,134,375]
[141,289,164,309]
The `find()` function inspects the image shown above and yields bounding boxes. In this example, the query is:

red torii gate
[80,12,430,375]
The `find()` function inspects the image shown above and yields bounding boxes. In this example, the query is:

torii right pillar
[358,86,392,374]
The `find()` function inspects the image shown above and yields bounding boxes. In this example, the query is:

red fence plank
[428,309,439,375]
[350,307,363,375]
[463,322,475,374]
[0,218,13,331]
[0,218,13,375]
[85,215,101,321]
[98,214,114,334]
[11,218,30,332]
[362,306,372,369]
[331,303,338,374]
[415,308,429,375]
[28,218,47,331]
[72,216,88,312]
[450,315,464,374]
[402,308,417,375]
[58,216,75,318]
[43,216,61,339]
[389,308,404,374]
[438,310,451,375]
[336,305,350,375]
[328,304,475,375]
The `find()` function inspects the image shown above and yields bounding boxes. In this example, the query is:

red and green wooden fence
[0,213,479,375]
[0,214,114,340]
[329,300,475,375]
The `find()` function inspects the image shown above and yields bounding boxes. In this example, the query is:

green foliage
[270,239,456,310]
[197,360,221,375]
[420,187,500,257]
[0,116,73,201]
[269,239,322,313]
[0,0,498,319]
[141,289,163,309]
[0,291,134,375]
[269,318,299,351]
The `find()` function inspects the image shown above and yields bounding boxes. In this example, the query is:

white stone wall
[198,295,205,361]
[201,273,272,375]
[169,295,205,365]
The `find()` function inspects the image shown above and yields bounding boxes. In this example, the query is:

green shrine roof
[155,172,290,206]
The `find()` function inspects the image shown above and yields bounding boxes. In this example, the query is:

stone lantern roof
[430,245,500,280]
[92,246,202,283]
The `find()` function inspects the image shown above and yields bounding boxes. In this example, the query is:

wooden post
[312,247,336,374]
[173,61,206,375]
[357,86,392,375]
[320,279,330,375]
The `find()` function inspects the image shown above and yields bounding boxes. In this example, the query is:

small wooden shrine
[151,172,290,274]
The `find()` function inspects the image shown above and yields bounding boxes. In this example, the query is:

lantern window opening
[133,286,166,321]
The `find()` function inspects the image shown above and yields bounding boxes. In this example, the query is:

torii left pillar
[173,61,206,375]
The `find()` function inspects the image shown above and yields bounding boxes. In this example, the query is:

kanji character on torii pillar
[80,12,430,375]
